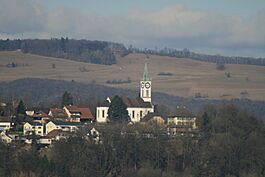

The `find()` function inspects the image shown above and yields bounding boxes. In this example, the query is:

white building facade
[23,122,45,136]
[46,121,80,134]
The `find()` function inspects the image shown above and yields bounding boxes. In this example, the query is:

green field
[0,51,264,100]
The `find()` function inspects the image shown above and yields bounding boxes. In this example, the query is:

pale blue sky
[38,0,265,17]
[1,0,265,57]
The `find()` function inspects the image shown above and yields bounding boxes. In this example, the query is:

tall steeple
[140,63,152,103]
[142,63,150,81]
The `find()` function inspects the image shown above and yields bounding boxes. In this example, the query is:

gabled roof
[97,100,110,107]
[49,108,67,118]
[98,96,152,108]
[64,105,81,113]
[169,106,194,118]
[64,105,94,119]
[121,97,152,108]
[78,108,94,119]
[45,129,65,138]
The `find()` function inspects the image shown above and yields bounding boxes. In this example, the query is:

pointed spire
[142,63,150,81]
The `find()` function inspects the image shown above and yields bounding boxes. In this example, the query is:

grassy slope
[0,51,264,100]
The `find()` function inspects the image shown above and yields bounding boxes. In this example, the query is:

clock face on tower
[145,82,151,88]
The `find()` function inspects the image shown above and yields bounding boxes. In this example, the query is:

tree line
[0,38,127,65]
[128,47,265,66]
[1,38,264,66]
[0,105,264,177]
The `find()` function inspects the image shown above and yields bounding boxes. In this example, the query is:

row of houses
[25,105,95,124]
[0,104,197,145]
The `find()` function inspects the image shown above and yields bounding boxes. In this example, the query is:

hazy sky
[1,0,265,57]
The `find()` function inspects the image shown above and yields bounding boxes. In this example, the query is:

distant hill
[0,51,264,101]
[0,78,264,120]
[0,38,128,65]
[129,47,265,66]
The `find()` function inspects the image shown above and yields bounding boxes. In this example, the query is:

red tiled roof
[65,105,80,113]
[49,108,67,118]
[78,108,94,119]
[64,106,94,119]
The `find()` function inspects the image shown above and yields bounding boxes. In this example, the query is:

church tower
[140,63,152,103]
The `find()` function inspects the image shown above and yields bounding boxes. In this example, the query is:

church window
[146,90,149,97]
[102,110,105,118]
[140,111,142,118]
[132,111,135,118]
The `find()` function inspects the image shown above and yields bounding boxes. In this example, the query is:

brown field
[0,51,265,100]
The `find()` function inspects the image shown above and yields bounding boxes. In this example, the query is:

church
[96,63,154,123]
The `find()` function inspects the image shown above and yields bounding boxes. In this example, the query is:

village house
[0,119,13,131]
[23,122,45,136]
[48,108,68,120]
[45,120,81,134]
[167,106,197,135]
[63,105,94,122]
[46,129,70,141]
[80,126,101,144]
[26,110,50,123]
[167,106,197,128]
[96,63,154,123]
[39,129,71,145]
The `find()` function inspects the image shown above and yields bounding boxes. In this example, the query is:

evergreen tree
[108,95,129,122]
[62,91,73,107]
[16,100,26,115]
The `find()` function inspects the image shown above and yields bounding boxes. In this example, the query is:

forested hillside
[0,39,127,65]
[0,78,265,120]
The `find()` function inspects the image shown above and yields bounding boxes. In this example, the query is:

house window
[132,111,135,118]
[102,110,105,118]
[140,111,142,118]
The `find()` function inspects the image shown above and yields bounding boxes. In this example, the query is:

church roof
[98,97,152,108]
[97,100,110,107]
[121,96,152,108]
[142,63,150,81]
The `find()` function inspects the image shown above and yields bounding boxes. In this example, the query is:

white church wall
[127,107,154,123]
[96,107,109,123]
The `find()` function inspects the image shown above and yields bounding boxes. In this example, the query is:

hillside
[0,51,264,101]
[0,39,127,65]
[0,78,265,120]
